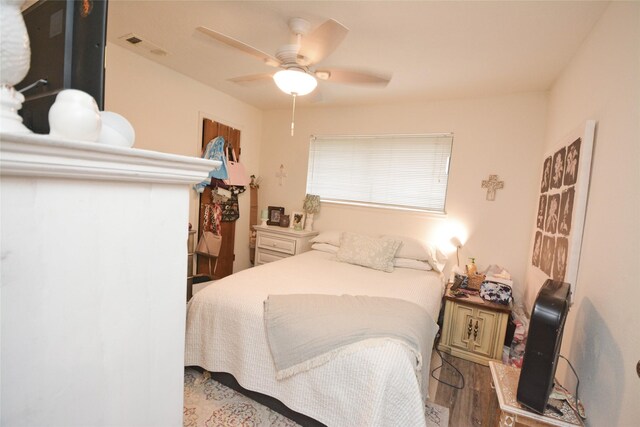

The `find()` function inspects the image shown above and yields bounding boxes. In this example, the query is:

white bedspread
[185,250,444,427]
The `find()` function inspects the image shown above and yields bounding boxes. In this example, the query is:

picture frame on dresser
[267,206,285,226]
[290,211,305,230]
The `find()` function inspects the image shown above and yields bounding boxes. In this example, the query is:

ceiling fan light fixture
[273,69,317,96]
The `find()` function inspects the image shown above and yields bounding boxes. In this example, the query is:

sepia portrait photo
[558,186,575,236]
[553,237,568,282]
[532,231,543,267]
[536,194,547,230]
[551,147,566,190]
[545,193,561,234]
[540,156,552,193]
[540,235,555,276]
[563,138,581,186]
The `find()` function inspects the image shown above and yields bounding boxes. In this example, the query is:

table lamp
[303,194,320,231]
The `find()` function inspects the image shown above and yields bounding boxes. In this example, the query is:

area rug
[184,368,449,427]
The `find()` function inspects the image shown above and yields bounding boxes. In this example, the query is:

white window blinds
[306,134,453,212]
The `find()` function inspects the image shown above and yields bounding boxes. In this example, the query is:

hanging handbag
[195,230,222,257]
[195,231,221,277]
[220,186,246,222]
[193,136,229,193]
[220,193,240,222]
[223,146,250,186]
[196,204,222,277]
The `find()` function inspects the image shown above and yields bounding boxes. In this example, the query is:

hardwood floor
[431,350,501,427]
[204,351,503,427]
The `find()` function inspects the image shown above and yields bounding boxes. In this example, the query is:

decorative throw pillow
[337,232,401,273]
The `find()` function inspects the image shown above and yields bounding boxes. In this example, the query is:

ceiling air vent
[118,33,168,56]
[126,36,142,45]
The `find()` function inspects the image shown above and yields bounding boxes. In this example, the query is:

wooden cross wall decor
[276,164,287,186]
[481,174,504,201]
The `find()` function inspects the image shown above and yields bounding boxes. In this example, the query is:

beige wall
[525,3,640,425]
[104,5,640,421]
[260,93,548,297]
[104,43,263,271]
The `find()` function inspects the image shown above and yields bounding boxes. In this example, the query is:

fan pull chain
[290,93,297,136]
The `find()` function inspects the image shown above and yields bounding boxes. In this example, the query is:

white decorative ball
[48,89,102,141]
[98,111,135,148]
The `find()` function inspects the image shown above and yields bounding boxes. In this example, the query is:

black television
[516,279,571,414]
[16,0,108,134]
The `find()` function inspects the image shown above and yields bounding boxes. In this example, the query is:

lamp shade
[273,69,317,96]
[303,194,321,214]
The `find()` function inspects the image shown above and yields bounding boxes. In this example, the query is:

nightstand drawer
[257,234,296,255]
[256,249,288,265]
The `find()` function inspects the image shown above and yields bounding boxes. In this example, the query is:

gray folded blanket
[264,294,436,379]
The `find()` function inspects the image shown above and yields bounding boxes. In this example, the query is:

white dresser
[0,132,217,427]
[254,224,318,265]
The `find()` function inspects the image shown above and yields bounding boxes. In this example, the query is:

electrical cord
[430,348,465,390]
[555,355,586,420]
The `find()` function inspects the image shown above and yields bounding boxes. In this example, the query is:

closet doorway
[196,118,241,279]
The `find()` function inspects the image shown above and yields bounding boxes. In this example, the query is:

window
[306,134,453,213]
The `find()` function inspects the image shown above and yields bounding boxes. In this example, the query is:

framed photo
[290,211,306,230]
[267,206,285,226]
[525,120,595,306]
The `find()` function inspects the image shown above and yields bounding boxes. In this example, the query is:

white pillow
[380,235,430,260]
[310,230,342,247]
[380,234,448,272]
[337,232,401,273]
[425,245,448,273]
[311,243,339,254]
[394,257,433,271]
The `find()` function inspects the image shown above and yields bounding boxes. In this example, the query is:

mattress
[185,249,444,426]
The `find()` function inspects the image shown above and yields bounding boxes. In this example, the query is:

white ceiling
[107,1,609,110]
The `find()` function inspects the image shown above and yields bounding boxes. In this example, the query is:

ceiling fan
[196,17,391,97]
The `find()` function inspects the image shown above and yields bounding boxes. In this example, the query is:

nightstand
[254,225,318,265]
[437,284,511,366]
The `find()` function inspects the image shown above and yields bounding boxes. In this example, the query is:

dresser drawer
[256,249,289,265]
[257,234,296,255]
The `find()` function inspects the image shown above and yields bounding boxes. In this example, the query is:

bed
[185,233,445,426]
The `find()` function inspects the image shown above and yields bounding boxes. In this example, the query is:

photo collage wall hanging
[526,121,596,303]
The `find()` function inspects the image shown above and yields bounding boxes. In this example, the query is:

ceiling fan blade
[298,19,348,64]
[228,73,274,86]
[316,69,391,86]
[196,26,281,67]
